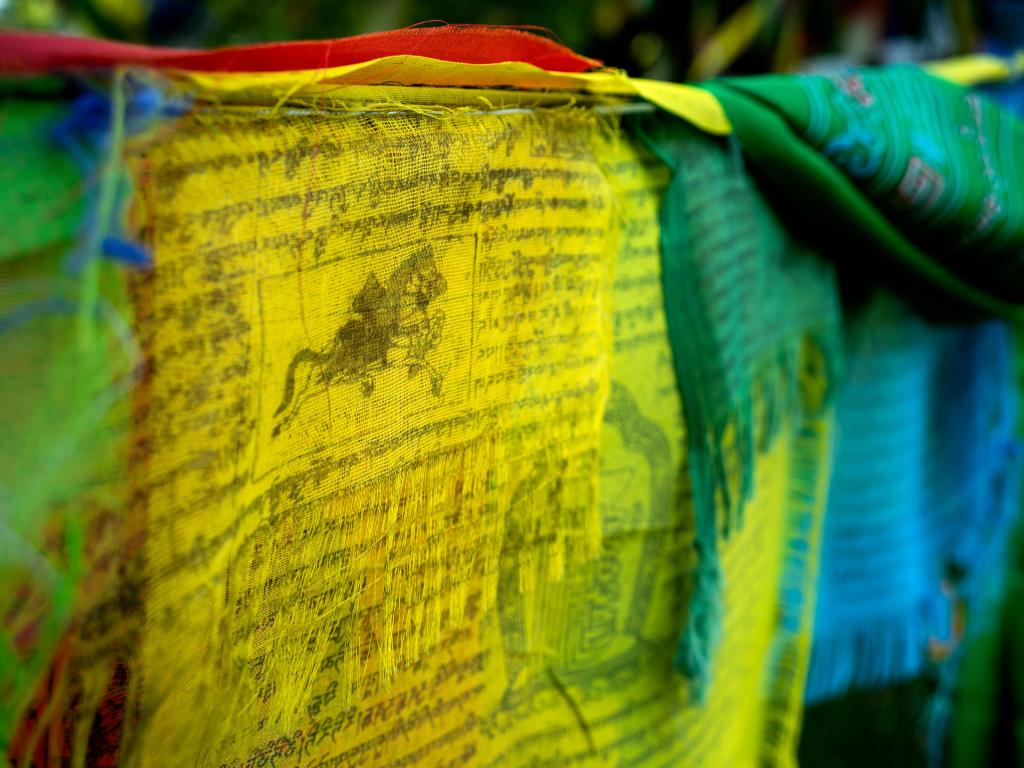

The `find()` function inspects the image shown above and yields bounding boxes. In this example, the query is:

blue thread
[54,79,190,276]
[102,237,151,267]
[0,78,187,332]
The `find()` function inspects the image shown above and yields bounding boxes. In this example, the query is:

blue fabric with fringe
[805,294,1019,704]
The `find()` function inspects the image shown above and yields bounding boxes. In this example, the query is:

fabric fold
[702,67,1024,321]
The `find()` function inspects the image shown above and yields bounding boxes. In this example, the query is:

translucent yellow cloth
[4,63,834,767]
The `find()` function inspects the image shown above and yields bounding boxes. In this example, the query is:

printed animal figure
[272,245,447,436]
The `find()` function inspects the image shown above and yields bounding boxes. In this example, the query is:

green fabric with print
[701,67,1024,321]
[636,115,842,700]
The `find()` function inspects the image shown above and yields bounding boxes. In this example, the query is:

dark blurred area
[0,0,1019,81]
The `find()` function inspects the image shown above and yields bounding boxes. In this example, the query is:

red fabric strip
[0,25,600,74]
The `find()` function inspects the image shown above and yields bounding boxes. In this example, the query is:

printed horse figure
[272,245,447,437]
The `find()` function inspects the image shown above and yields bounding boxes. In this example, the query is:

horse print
[272,245,448,437]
